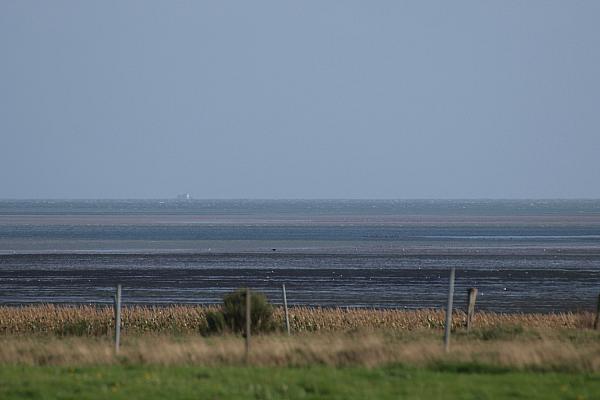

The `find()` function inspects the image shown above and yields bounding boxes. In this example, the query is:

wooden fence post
[594,294,600,330]
[245,288,251,361]
[444,268,455,352]
[466,287,478,332]
[282,284,290,335]
[114,284,122,354]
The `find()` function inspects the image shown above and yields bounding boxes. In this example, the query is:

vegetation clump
[472,324,528,341]
[204,289,276,335]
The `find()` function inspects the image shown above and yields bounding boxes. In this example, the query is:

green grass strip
[1,365,599,400]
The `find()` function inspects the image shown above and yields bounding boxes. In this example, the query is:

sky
[1,1,599,199]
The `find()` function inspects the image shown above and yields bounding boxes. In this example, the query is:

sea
[1,199,600,313]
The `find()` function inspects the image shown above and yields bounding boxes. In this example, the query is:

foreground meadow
[2,365,599,400]
[1,305,600,399]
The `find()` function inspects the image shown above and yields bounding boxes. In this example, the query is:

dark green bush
[205,310,226,334]
[57,319,91,336]
[470,324,531,341]
[203,289,275,335]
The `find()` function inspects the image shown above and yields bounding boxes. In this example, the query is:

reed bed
[0,304,594,336]
[2,305,600,371]
[283,306,592,332]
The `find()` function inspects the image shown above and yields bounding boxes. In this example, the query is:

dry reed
[0,304,593,336]
[2,305,600,371]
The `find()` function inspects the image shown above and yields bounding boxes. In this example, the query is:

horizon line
[1,197,600,201]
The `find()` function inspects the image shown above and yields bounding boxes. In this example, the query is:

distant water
[1,199,600,312]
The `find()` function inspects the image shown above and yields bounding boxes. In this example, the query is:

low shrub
[57,320,92,336]
[203,289,275,335]
[205,311,226,334]
[469,324,531,341]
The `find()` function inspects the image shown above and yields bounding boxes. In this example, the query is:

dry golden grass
[2,305,600,370]
[0,304,219,336]
[2,332,600,372]
[281,306,593,332]
[0,304,593,336]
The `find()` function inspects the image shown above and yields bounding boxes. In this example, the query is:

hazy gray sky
[1,1,599,199]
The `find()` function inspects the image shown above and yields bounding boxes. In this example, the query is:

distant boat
[176,193,192,200]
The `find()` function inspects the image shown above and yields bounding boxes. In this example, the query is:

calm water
[1,199,600,312]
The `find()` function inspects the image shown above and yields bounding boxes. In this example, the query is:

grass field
[1,365,600,400]
[3,330,600,371]
[2,305,600,399]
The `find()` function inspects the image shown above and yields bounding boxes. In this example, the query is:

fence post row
[114,284,122,354]
[245,288,251,362]
[594,294,600,330]
[101,278,600,354]
[444,268,455,352]
[466,287,478,332]
[282,284,291,336]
